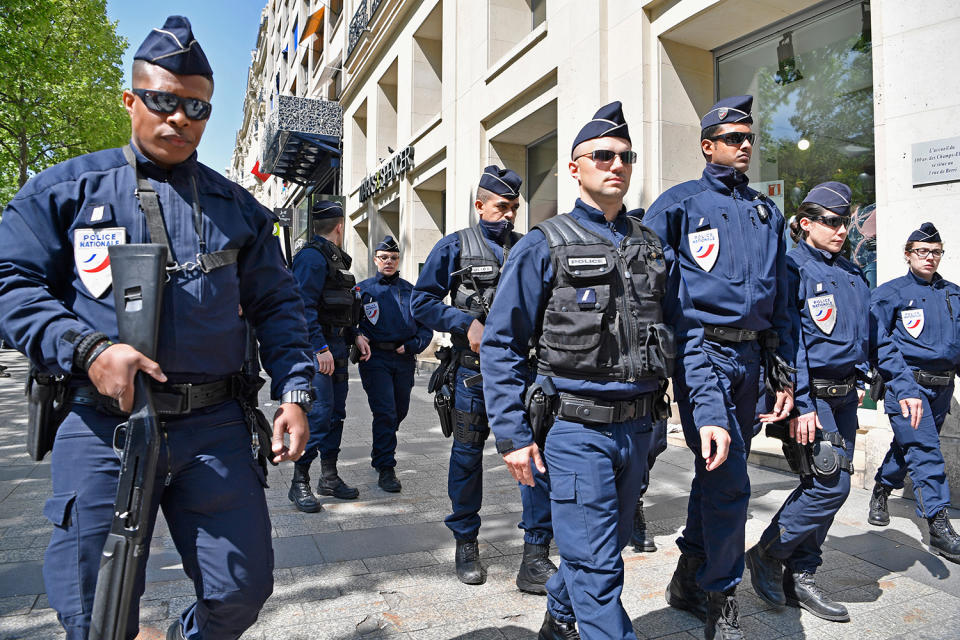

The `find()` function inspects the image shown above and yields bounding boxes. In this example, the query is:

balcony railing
[347,0,367,58]
[260,95,343,189]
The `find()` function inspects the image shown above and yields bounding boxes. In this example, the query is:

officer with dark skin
[482,102,727,640]
[354,235,433,492]
[0,17,314,640]
[412,166,556,592]
[289,201,361,511]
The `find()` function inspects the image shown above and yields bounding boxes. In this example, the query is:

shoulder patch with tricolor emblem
[364,301,380,325]
[901,308,924,338]
[688,229,719,272]
[74,227,126,297]
[807,294,837,335]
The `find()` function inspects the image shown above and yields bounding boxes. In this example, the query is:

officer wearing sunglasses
[643,95,795,639]
[0,16,315,640]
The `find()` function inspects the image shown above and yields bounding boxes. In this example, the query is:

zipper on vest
[617,240,637,382]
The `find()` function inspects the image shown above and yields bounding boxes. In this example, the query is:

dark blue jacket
[357,273,432,354]
[291,235,339,353]
[480,200,728,452]
[643,164,794,365]
[0,145,314,398]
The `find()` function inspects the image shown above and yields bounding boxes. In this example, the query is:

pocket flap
[549,473,577,502]
[43,491,77,528]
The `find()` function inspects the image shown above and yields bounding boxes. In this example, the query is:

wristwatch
[280,389,315,414]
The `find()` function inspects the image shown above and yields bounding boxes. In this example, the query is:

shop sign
[749,179,785,214]
[913,136,960,187]
[274,207,294,227]
[360,146,415,202]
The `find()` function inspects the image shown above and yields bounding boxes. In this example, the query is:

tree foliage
[0,0,129,205]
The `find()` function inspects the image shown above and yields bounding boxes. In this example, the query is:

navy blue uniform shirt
[481,199,729,452]
[643,163,794,365]
[357,273,433,354]
[0,145,314,398]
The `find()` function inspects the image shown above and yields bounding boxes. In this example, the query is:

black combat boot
[516,542,558,594]
[704,588,744,640]
[288,463,323,513]
[665,553,707,621]
[868,482,892,526]
[630,497,657,552]
[455,539,486,585]
[377,467,402,493]
[167,620,186,640]
[537,610,580,640]
[317,458,359,499]
[783,570,849,621]
[927,508,960,563]
[745,544,786,606]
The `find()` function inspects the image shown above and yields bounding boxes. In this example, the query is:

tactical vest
[534,214,675,383]
[301,240,359,327]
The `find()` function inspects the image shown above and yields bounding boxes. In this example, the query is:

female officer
[745,183,897,622]
[868,222,960,563]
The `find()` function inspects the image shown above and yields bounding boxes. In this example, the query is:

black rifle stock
[89,244,167,640]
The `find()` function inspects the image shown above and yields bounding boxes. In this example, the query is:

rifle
[89,244,167,640]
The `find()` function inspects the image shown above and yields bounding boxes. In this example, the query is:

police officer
[290,200,361,510]
[868,222,960,562]
[482,102,728,640]
[643,95,795,638]
[354,235,433,492]
[0,16,315,639]
[744,183,921,620]
[412,166,556,592]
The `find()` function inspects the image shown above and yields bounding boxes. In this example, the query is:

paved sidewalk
[0,348,958,639]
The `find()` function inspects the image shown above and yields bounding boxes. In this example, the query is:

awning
[300,7,325,43]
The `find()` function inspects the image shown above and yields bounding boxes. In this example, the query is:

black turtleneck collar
[128,140,199,182]
[379,271,400,285]
[702,162,749,191]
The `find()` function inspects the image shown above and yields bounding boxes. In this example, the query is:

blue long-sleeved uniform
[357,274,432,353]
[643,163,794,364]
[292,235,335,353]
[481,199,728,451]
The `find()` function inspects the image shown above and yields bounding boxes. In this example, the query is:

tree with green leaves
[0,0,129,206]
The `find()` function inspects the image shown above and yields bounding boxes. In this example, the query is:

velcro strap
[71,378,237,416]
[914,369,955,387]
[455,409,487,426]
[811,375,857,398]
[453,420,489,444]
[199,249,239,272]
[703,324,759,343]
[557,393,653,425]
[459,351,481,371]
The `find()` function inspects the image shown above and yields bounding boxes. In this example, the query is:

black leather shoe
[378,467,402,493]
[745,544,786,606]
[537,610,580,640]
[317,459,360,500]
[784,570,849,621]
[705,588,744,640]
[665,553,707,621]
[516,542,558,594]
[167,620,186,640]
[868,482,892,526]
[631,498,657,552]
[288,464,323,513]
[928,508,960,563]
[455,539,486,585]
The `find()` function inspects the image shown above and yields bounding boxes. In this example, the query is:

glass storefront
[716,0,875,285]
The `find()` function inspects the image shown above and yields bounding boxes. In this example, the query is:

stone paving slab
[0,349,959,639]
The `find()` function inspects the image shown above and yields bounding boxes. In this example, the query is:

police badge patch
[807,294,837,335]
[74,227,126,297]
[688,229,719,272]
[364,301,380,325]
[901,308,924,338]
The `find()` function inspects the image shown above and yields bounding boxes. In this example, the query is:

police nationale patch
[807,294,837,335]
[567,257,607,267]
[470,265,495,274]
[901,308,924,338]
[74,227,126,298]
[364,302,380,325]
[718,107,729,120]
[688,229,719,272]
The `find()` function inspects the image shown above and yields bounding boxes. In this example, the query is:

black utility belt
[321,326,349,337]
[371,340,409,351]
[811,375,858,398]
[914,369,955,387]
[703,324,758,344]
[557,392,653,426]
[459,351,481,371]
[71,378,238,417]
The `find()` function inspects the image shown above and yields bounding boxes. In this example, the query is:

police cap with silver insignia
[312,200,344,219]
[376,235,400,253]
[802,181,852,215]
[571,101,631,155]
[908,222,942,243]
[134,16,213,77]
[701,95,753,130]
[478,165,522,199]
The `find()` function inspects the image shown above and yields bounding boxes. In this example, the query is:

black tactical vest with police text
[301,240,359,327]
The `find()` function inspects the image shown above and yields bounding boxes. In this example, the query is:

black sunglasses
[132,89,212,121]
[812,215,850,229]
[707,132,756,146]
[576,149,638,164]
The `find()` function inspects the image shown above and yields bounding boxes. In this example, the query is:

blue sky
[106,1,268,175]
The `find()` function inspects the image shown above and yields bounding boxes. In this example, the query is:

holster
[760,330,797,395]
[434,384,454,438]
[765,419,853,480]
[25,366,71,461]
[349,343,362,364]
[526,377,559,450]
[653,378,672,422]
[233,374,276,477]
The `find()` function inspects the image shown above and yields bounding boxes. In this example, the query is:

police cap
[134,16,213,77]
